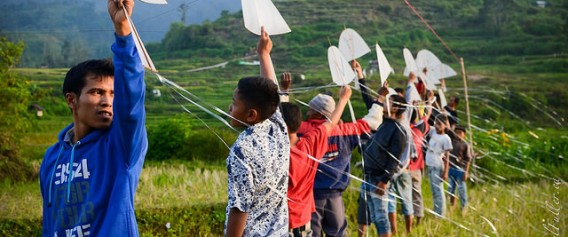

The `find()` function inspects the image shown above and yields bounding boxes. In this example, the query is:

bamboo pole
[460,57,474,161]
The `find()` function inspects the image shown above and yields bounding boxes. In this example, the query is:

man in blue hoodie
[39,0,147,236]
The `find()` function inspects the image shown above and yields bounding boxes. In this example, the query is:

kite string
[156,71,549,236]
[403,0,460,63]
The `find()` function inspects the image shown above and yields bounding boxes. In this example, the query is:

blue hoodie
[39,34,147,237]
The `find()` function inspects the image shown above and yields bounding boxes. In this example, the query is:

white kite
[328,45,358,131]
[375,43,394,86]
[429,63,458,83]
[338,28,371,61]
[139,0,167,4]
[241,0,291,35]
[403,48,436,90]
[328,46,355,86]
[438,88,448,108]
[416,49,442,74]
[415,49,458,86]
[403,48,418,74]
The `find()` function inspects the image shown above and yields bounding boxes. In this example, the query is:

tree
[479,0,520,35]
[0,37,35,182]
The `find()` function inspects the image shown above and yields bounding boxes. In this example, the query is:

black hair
[455,125,467,133]
[394,87,404,94]
[237,76,280,121]
[390,94,407,117]
[452,96,460,104]
[435,113,448,124]
[62,59,114,96]
[280,102,302,133]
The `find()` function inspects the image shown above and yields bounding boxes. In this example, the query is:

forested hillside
[148,0,568,72]
[1,0,566,68]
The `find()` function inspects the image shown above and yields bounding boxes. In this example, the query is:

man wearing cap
[298,80,382,237]
[448,125,472,212]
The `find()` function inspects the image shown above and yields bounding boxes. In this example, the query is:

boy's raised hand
[339,85,352,101]
[257,27,272,57]
[108,0,133,36]
[280,72,292,92]
[350,60,364,79]
[257,26,276,82]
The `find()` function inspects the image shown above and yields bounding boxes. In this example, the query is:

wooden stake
[460,57,474,164]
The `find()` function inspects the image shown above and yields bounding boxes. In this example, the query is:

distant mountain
[0,0,241,67]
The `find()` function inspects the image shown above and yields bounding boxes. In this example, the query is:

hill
[148,0,568,70]
[0,0,240,67]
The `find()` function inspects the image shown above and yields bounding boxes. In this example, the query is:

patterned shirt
[225,110,290,236]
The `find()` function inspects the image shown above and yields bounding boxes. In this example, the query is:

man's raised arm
[108,0,147,165]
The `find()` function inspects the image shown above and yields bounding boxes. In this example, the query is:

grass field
[2,64,567,235]
[1,162,566,236]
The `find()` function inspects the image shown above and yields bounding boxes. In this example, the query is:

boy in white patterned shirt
[224,27,290,237]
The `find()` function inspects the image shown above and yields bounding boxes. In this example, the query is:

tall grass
[344,179,568,236]
[136,163,227,209]
[1,161,566,236]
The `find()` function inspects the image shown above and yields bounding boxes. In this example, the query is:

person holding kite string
[362,94,408,237]
[39,0,148,236]
[448,125,472,212]
[425,114,453,216]
[352,59,389,237]
[279,72,352,237]
[224,27,290,237]
[297,64,383,237]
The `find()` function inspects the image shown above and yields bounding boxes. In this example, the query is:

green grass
[5,59,568,235]
[1,162,566,236]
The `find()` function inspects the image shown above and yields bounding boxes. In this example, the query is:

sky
[126,0,242,42]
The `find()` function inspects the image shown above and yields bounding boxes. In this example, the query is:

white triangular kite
[375,43,393,86]
[416,49,443,86]
[403,48,418,75]
[438,88,448,108]
[242,0,291,35]
[328,46,356,86]
[418,71,436,90]
[140,0,167,4]
[416,49,442,73]
[338,28,371,61]
[430,63,458,83]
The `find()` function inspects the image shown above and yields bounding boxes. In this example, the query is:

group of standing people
[358,68,473,237]
[38,1,472,236]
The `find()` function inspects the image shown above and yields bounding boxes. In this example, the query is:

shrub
[147,116,193,161]
[0,37,36,182]
[147,116,237,162]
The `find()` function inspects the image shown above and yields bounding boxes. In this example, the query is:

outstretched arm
[322,86,352,132]
[257,27,276,84]
[352,60,373,110]
[108,0,147,165]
